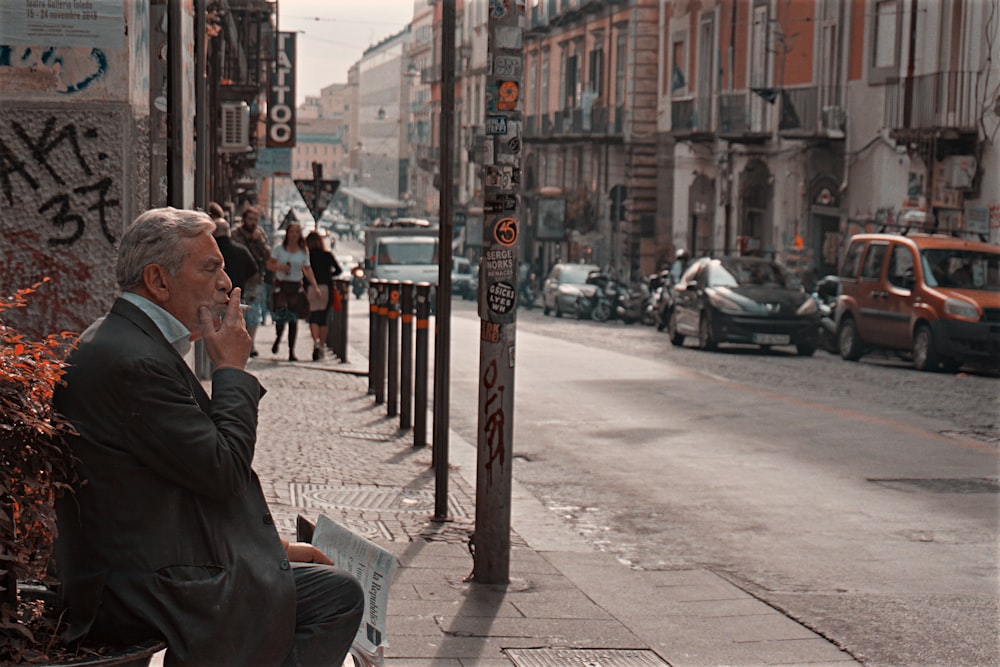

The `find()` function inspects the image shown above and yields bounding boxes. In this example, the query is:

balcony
[522,106,625,141]
[885,71,980,140]
[671,96,714,140]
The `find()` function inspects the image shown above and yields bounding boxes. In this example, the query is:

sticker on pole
[487,281,516,314]
[493,217,518,247]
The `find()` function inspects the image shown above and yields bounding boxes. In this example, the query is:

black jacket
[54,298,295,666]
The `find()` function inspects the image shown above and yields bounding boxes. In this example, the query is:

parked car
[451,257,477,300]
[666,256,819,355]
[542,262,601,318]
[836,232,1000,372]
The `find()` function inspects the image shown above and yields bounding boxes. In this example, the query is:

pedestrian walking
[305,230,343,361]
[268,222,316,361]
[53,206,364,667]
[232,205,272,353]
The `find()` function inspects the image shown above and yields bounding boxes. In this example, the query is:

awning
[339,185,407,209]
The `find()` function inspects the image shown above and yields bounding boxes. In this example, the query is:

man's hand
[198,287,252,370]
[284,540,334,565]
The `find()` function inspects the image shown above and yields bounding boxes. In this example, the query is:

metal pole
[400,282,415,429]
[367,281,378,394]
[473,0,523,585]
[374,281,387,405]
[432,0,456,522]
[413,283,431,448]
[386,281,400,418]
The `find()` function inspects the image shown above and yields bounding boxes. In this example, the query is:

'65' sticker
[493,217,518,247]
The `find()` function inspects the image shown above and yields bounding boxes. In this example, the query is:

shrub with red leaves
[0,280,81,664]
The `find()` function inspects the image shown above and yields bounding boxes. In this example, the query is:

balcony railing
[523,106,624,139]
[718,92,750,135]
[671,96,713,137]
[885,71,979,133]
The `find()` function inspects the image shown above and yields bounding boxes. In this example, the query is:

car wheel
[698,313,717,351]
[592,301,611,322]
[796,342,817,357]
[913,324,941,371]
[838,317,864,361]
[667,309,685,347]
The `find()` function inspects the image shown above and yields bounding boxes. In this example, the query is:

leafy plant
[0,279,80,664]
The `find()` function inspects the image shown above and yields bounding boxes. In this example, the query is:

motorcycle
[351,265,367,299]
[812,274,840,353]
[518,272,537,309]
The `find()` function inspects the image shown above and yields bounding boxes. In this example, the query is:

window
[887,244,915,288]
[841,240,864,278]
[869,0,901,84]
[565,53,578,108]
[860,243,889,280]
[671,37,686,93]
[540,49,550,115]
[588,46,604,97]
[615,33,627,106]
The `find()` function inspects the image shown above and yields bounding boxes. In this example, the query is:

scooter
[812,274,840,353]
[351,265,367,299]
[518,273,537,309]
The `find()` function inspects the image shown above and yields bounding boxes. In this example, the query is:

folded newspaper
[310,514,399,667]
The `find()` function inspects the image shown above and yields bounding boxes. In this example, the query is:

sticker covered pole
[473,0,525,586]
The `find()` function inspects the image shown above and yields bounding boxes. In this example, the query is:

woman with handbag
[304,231,343,361]
[267,222,316,361]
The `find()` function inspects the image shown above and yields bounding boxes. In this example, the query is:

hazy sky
[278,0,415,105]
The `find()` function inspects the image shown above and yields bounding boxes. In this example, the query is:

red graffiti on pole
[481,358,506,486]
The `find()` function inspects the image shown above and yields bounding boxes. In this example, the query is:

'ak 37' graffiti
[0,115,120,247]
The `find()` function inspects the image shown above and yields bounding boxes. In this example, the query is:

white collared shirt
[121,292,192,358]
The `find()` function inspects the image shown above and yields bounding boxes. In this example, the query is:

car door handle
[869,290,888,299]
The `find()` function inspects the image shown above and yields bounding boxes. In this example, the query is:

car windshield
[559,265,598,284]
[710,259,788,288]
[378,240,438,265]
[921,248,1000,291]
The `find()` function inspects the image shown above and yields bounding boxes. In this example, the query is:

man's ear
[142,264,171,304]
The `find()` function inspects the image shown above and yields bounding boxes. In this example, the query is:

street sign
[293,178,340,219]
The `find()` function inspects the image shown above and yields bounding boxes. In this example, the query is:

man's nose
[219,271,233,293]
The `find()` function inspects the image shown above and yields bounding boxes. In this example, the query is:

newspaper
[310,514,398,667]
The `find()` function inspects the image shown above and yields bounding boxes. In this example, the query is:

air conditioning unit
[821,105,846,136]
[219,102,250,153]
[942,155,977,190]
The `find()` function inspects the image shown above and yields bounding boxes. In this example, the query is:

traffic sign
[293,178,340,219]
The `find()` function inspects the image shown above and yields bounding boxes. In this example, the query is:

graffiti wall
[0,2,152,338]
[0,104,146,339]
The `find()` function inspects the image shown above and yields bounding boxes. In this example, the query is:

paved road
[435,301,998,667]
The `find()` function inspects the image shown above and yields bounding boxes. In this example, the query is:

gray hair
[117,207,216,291]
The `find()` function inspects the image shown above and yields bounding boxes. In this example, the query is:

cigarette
[239,304,251,312]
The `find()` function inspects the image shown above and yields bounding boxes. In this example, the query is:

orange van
[836,233,1000,371]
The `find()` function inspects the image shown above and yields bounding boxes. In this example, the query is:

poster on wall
[535,197,566,241]
[0,0,123,48]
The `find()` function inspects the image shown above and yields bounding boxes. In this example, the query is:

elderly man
[54,207,363,666]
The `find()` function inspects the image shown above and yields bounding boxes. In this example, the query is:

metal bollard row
[367,279,432,447]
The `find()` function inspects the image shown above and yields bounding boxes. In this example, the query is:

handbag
[306,284,329,312]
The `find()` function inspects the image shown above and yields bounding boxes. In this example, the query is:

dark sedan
[666,256,819,355]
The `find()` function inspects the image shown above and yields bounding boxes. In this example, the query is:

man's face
[243,213,259,230]
[162,230,232,339]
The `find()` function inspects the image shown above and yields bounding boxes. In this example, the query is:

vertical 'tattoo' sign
[268,32,296,148]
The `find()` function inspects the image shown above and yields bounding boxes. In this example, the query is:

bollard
[413,283,431,447]
[386,281,400,417]
[373,281,388,405]
[367,280,379,395]
[330,278,349,362]
[399,282,414,430]
[337,279,350,363]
